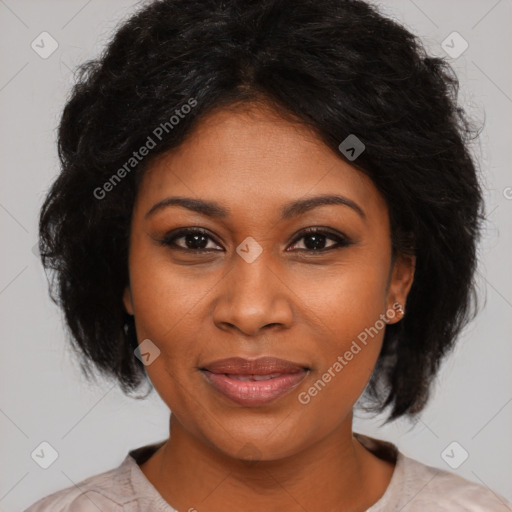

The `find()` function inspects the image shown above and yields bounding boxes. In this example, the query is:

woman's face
[123,103,414,461]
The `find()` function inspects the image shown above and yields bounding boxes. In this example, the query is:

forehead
[135,103,387,224]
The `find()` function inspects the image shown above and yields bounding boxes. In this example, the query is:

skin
[123,101,415,512]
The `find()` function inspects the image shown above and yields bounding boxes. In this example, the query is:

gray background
[0,0,511,510]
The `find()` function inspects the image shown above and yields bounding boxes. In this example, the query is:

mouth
[200,356,310,407]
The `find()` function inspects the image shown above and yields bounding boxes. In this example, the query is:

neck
[139,413,394,512]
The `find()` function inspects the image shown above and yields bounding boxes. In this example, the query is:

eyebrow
[145,194,366,221]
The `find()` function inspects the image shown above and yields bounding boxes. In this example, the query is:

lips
[200,357,309,406]
[202,356,308,375]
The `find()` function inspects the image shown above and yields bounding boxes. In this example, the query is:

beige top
[24,433,511,511]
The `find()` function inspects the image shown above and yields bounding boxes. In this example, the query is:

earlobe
[386,253,416,324]
[123,286,134,315]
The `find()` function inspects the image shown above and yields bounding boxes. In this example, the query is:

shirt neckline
[126,432,404,511]
[354,433,404,510]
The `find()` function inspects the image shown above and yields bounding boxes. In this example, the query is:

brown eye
[159,228,222,252]
[159,226,352,254]
[288,228,352,253]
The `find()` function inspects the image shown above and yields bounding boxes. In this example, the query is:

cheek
[296,307,386,427]
[292,258,390,413]
[128,263,202,416]
[128,241,211,340]
[293,250,390,331]
[127,245,209,400]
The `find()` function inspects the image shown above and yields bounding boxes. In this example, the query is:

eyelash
[158,227,352,254]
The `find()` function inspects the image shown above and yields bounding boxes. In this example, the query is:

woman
[25,0,511,510]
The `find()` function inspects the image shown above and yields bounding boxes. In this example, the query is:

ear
[385,252,415,324]
[123,285,134,315]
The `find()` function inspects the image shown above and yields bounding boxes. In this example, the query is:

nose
[212,253,294,337]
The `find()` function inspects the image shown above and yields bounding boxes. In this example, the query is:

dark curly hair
[38,0,484,422]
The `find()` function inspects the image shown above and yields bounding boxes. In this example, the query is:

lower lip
[201,370,308,406]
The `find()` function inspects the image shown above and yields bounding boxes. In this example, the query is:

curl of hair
[39,0,484,420]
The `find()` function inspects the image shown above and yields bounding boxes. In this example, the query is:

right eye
[158,228,223,253]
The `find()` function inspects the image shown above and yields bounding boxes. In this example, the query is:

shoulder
[23,460,132,512]
[394,454,512,511]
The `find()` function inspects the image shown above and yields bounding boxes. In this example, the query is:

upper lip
[201,357,309,375]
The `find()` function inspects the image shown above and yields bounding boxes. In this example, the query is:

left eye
[288,229,350,252]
